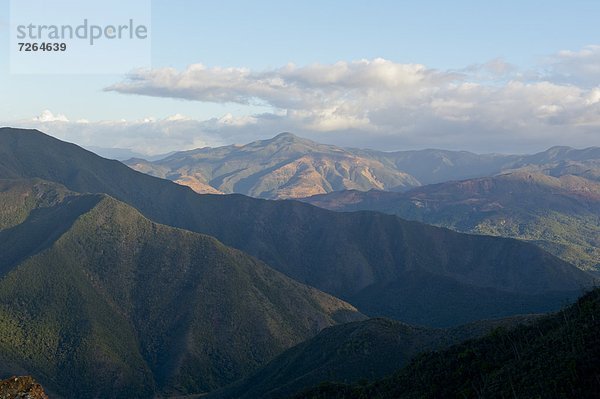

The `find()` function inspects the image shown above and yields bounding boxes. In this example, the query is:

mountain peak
[252,131,321,150]
[274,132,297,139]
[270,132,303,143]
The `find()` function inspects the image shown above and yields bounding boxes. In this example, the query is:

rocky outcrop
[0,376,48,399]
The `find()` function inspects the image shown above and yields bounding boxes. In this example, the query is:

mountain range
[302,171,600,271]
[0,128,592,328]
[124,132,600,199]
[126,133,420,198]
[0,127,597,397]
[124,132,599,272]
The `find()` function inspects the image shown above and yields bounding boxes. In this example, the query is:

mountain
[302,171,600,271]
[352,145,600,185]
[208,315,538,399]
[124,132,600,199]
[515,145,600,164]
[292,288,600,399]
[349,147,519,185]
[125,132,420,198]
[0,128,594,328]
[0,178,363,398]
[0,376,48,399]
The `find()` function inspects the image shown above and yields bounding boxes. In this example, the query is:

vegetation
[303,171,600,271]
[0,179,72,230]
[292,288,600,399]
[0,185,363,397]
[209,315,538,399]
[0,129,598,397]
[0,128,593,327]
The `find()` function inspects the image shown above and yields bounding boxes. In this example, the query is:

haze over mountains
[84,146,175,162]
[124,132,600,199]
[0,127,597,397]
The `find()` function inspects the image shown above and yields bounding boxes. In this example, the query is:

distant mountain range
[126,132,599,271]
[123,132,600,199]
[302,171,600,271]
[0,127,597,397]
[126,133,420,198]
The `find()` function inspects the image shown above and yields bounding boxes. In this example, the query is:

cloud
[105,55,600,138]
[34,110,69,123]
[12,113,224,155]
[543,45,600,88]
[105,59,459,130]
[6,48,600,154]
[458,58,519,82]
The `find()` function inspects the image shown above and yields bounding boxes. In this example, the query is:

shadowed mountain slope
[292,288,600,399]
[0,180,363,398]
[209,315,538,399]
[302,171,600,271]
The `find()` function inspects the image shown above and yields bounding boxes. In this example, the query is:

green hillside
[0,128,593,327]
[293,288,600,399]
[0,181,363,398]
[0,178,73,230]
[209,315,538,399]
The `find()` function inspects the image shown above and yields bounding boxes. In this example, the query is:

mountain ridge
[123,131,599,199]
[126,132,422,198]
[208,314,540,399]
[0,178,364,397]
[301,171,600,271]
[292,288,600,398]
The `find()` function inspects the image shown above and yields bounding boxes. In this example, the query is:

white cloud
[543,45,600,88]
[216,113,257,127]
[6,48,600,154]
[34,110,69,123]
[11,113,224,155]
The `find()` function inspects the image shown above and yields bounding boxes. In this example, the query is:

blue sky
[1,0,599,153]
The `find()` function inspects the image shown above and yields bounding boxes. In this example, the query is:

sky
[0,0,599,155]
